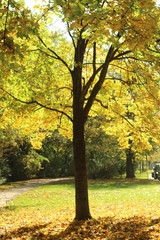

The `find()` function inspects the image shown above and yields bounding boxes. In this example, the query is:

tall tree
[1,0,160,220]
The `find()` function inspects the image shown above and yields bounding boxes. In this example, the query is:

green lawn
[135,170,152,179]
[0,179,160,239]
[2,178,158,211]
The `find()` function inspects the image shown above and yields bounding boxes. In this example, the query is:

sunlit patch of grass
[88,179,160,217]
[135,170,152,179]
[6,183,75,211]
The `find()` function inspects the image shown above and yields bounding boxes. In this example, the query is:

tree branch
[67,22,76,48]
[94,98,134,128]
[95,98,108,109]
[112,50,132,60]
[93,42,96,74]
[81,63,104,101]
[27,48,59,59]
[0,88,73,123]
[105,76,124,82]
[101,0,106,7]
[112,56,153,64]
[83,45,115,122]
[112,109,134,128]
[109,63,136,73]
[147,46,160,54]
[38,36,72,73]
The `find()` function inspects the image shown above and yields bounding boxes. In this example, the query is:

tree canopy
[1,0,160,148]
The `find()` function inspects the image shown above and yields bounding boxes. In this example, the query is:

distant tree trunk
[148,158,151,170]
[146,155,148,170]
[140,161,142,173]
[126,140,135,178]
[142,160,145,172]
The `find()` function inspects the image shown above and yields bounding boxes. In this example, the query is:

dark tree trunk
[73,110,91,220]
[142,160,145,172]
[140,161,142,173]
[72,37,91,220]
[126,146,135,178]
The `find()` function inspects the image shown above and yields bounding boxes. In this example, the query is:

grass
[0,177,158,210]
[135,170,151,179]
[120,170,152,179]
[6,183,75,211]
[1,179,160,239]
[89,179,160,213]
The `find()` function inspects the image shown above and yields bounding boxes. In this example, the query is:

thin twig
[67,22,76,48]
[38,36,72,73]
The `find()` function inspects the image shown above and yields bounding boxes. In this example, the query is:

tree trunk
[126,147,135,178]
[142,160,145,172]
[140,161,142,173]
[73,110,91,220]
[72,38,91,220]
[72,81,91,220]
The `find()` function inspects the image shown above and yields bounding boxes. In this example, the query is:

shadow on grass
[88,179,160,190]
[45,179,159,192]
[2,203,44,212]
[1,215,160,240]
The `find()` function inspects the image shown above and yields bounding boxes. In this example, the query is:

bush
[85,117,126,179]
[0,157,11,182]
[0,128,47,182]
[37,130,74,178]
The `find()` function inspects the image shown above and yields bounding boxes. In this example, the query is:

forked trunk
[72,37,91,220]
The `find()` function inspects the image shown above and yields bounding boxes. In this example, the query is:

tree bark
[72,37,91,220]
[73,109,91,220]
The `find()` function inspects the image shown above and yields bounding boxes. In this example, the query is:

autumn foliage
[1,211,160,239]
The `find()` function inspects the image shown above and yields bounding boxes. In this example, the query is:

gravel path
[0,178,73,207]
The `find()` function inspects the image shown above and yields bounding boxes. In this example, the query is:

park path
[0,178,73,207]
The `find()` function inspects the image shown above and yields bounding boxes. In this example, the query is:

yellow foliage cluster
[0,0,160,153]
